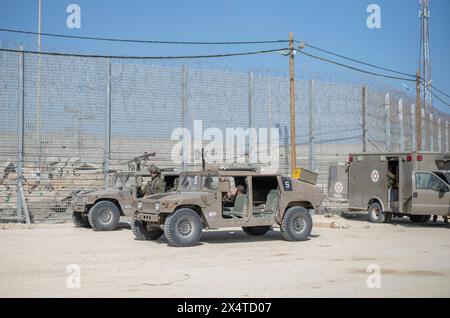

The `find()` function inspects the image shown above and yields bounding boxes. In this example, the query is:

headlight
[155,202,160,211]
[137,202,143,210]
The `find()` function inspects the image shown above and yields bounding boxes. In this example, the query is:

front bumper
[135,211,159,222]
[72,204,86,213]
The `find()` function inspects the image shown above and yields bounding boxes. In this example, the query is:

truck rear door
[411,171,450,216]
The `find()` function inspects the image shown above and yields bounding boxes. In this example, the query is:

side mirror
[219,180,230,193]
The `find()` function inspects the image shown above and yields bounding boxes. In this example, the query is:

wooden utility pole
[416,71,422,151]
[289,32,296,174]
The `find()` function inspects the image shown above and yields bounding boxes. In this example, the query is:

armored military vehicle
[72,170,179,231]
[132,168,323,247]
[347,151,450,223]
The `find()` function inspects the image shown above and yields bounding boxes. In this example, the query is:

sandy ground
[0,213,449,298]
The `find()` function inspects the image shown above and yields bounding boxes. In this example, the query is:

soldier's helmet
[149,166,161,175]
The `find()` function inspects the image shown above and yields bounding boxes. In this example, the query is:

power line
[299,41,416,78]
[427,87,450,107]
[298,50,416,82]
[0,47,288,60]
[430,85,450,99]
[0,28,288,45]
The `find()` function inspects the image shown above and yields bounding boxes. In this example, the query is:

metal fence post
[411,104,416,151]
[421,108,425,150]
[437,117,442,152]
[309,79,314,170]
[398,99,404,151]
[385,93,391,151]
[446,120,449,152]
[429,113,434,151]
[248,71,253,163]
[361,86,367,152]
[104,59,111,189]
[181,65,188,171]
[16,48,24,220]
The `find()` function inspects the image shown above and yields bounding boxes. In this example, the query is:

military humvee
[72,170,179,231]
[133,168,323,247]
[348,151,450,223]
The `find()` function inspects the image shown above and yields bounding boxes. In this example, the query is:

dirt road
[1,214,449,297]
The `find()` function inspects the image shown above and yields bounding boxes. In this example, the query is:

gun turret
[128,152,156,171]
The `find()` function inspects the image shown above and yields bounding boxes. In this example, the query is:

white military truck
[347,151,450,223]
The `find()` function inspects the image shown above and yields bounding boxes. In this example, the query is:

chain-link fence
[1,50,449,222]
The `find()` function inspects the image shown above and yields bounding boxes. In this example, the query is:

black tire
[409,215,430,223]
[88,201,120,231]
[368,202,390,223]
[280,207,313,241]
[242,226,271,236]
[132,219,163,240]
[164,208,203,247]
[72,211,91,228]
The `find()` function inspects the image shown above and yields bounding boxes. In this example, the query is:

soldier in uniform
[142,166,165,196]
[169,177,179,192]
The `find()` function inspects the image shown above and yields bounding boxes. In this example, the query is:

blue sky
[1,0,449,112]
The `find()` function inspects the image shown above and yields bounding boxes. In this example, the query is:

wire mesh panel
[1,49,450,222]
[21,53,107,222]
[110,63,184,173]
[0,50,20,219]
[366,88,386,152]
[311,81,362,192]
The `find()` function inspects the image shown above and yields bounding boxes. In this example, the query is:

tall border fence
[1,50,449,222]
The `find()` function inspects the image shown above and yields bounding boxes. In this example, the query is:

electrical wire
[299,41,416,78]
[430,85,450,99]
[0,47,288,60]
[0,28,289,45]
[427,87,450,107]
[298,50,416,82]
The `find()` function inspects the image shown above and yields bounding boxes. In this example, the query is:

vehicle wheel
[280,207,313,241]
[132,219,163,240]
[88,201,120,231]
[409,215,430,223]
[164,208,203,247]
[242,226,271,236]
[368,202,390,223]
[72,211,91,228]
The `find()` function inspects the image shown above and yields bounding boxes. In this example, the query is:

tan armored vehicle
[72,170,179,231]
[348,151,450,223]
[133,168,323,247]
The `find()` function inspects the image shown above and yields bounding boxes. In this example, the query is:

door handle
[413,192,418,198]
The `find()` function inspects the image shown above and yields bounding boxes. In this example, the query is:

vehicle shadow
[152,229,318,246]
[116,222,131,230]
[340,212,450,229]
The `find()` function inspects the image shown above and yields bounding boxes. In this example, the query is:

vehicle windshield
[178,175,200,191]
[444,172,450,184]
[113,175,125,187]
[202,175,219,191]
